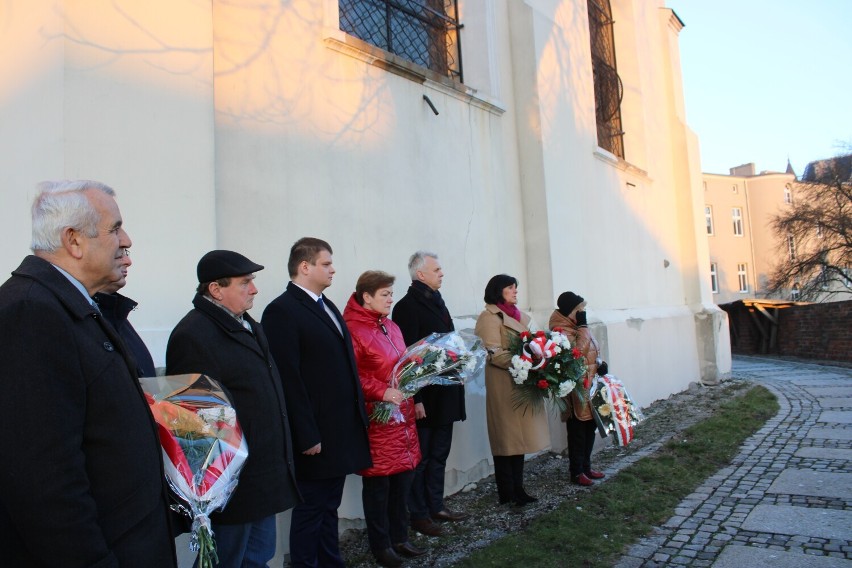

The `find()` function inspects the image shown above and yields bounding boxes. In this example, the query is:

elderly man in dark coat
[392,251,468,537]
[261,237,372,568]
[93,248,156,378]
[0,180,176,567]
[167,250,300,567]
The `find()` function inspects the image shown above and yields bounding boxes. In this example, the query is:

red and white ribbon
[523,336,558,370]
[600,375,634,446]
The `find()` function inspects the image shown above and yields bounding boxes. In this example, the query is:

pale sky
[665,1,851,176]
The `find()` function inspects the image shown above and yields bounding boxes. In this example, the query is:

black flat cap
[557,291,585,316]
[197,250,264,282]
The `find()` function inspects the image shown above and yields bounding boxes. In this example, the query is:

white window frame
[732,207,744,236]
[710,263,718,293]
[705,206,714,235]
[737,263,749,293]
[791,284,800,301]
[787,234,796,260]
[784,184,792,204]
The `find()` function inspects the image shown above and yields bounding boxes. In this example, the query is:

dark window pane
[339,0,462,82]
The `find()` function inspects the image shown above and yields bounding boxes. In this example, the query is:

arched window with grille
[587,0,624,158]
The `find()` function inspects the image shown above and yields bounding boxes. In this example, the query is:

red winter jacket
[343,294,421,477]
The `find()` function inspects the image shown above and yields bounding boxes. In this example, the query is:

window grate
[339,0,463,82]
[588,0,624,158]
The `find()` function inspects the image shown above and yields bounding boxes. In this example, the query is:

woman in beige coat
[474,274,549,506]
[548,291,607,486]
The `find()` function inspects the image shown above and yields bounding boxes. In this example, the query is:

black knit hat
[557,291,585,316]
[197,250,264,282]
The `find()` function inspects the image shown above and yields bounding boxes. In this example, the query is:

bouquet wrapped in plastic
[140,374,249,568]
[371,331,486,424]
[589,374,645,446]
[508,328,587,413]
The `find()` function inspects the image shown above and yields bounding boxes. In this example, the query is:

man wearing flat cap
[166,250,301,566]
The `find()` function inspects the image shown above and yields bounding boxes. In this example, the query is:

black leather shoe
[516,489,538,504]
[431,509,470,522]
[393,541,427,557]
[373,547,403,567]
[411,517,443,536]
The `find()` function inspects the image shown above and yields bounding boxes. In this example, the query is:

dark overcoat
[392,284,466,427]
[261,282,371,480]
[94,291,156,378]
[166,294,301,524]
[0,256,176,567]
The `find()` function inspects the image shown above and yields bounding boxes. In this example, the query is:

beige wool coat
[474,304,550,456]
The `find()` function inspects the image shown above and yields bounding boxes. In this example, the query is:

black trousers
[566,417,598,477]
[408,422,454,520]
[289,476,346,568]
[362,470,415,552]
[493,454,527,503]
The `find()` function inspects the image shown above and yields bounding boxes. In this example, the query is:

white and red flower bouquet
[508,328,587,413]
[140,373,248,568]
[371,331,486,423]
[589,374,645,446]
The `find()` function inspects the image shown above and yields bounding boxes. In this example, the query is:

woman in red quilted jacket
[343,270,424,567]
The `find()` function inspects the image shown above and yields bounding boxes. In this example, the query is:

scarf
[412,280,451,326]
[496,302,521,322]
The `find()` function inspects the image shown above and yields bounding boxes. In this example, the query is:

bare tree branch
[765,153,852,302]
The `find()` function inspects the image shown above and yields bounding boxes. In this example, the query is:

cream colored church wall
[207,0,525,553]
[510,1,712,405]
[0,0,218,362]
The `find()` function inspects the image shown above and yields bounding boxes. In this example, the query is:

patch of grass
[454,385,779,567]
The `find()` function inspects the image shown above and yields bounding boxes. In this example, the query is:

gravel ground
[339,378,750,567]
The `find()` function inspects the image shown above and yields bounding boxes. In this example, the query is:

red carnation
[552,327,564,333]
[537,380,549,389]
[447,351,459,361]
[572,348,582,359]
[520,331,531,341]
[535,330,546,338]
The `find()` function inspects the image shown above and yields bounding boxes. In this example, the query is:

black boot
[493,456,515,504]
[511,454,538,505]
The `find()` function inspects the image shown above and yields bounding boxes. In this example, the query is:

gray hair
[30,180,115,253]
[408,250,438,281]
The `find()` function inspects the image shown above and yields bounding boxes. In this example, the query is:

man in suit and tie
[262,237,372,568]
